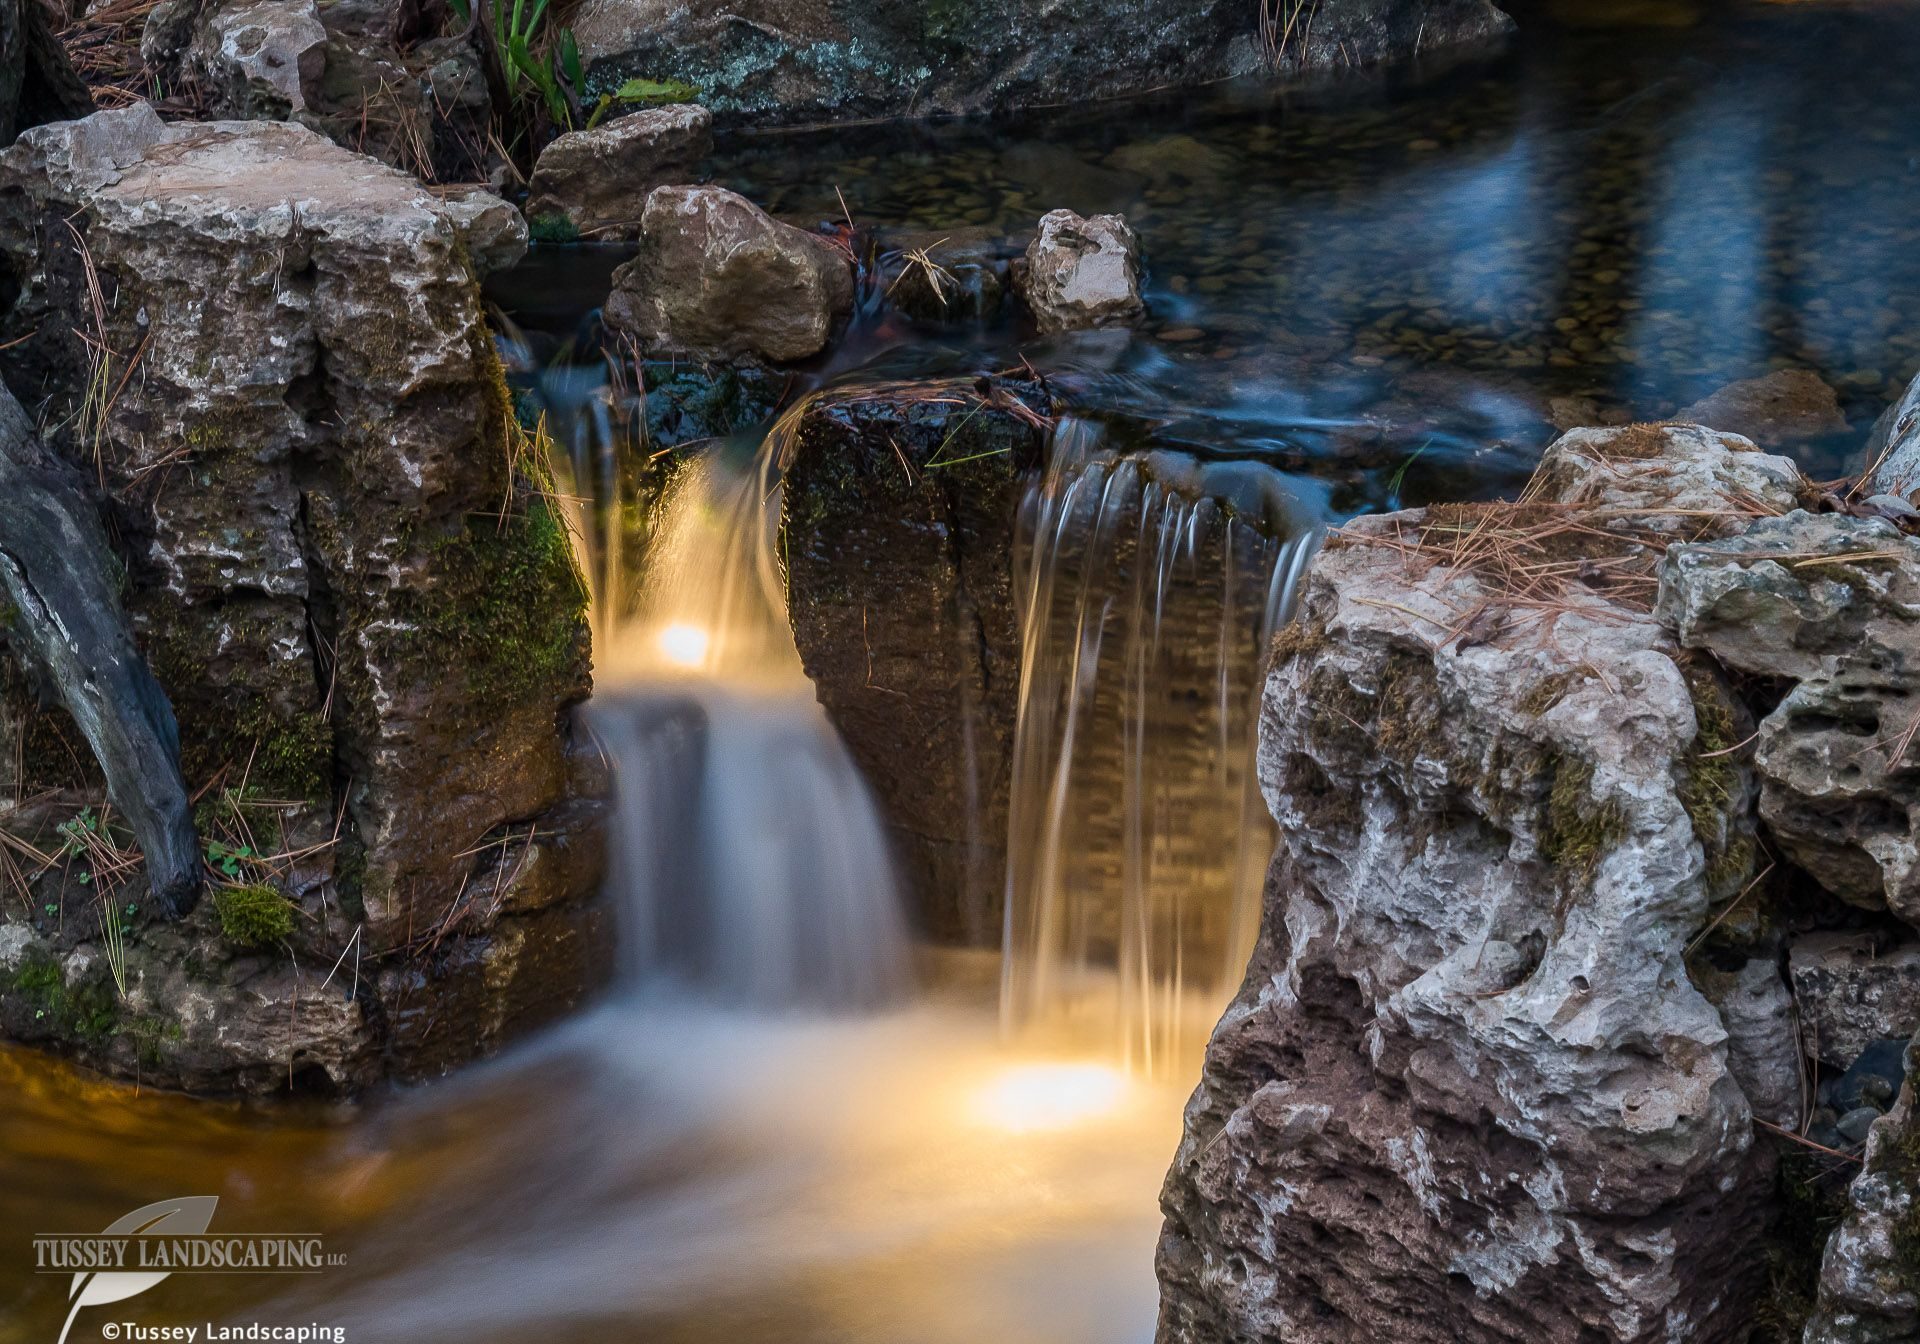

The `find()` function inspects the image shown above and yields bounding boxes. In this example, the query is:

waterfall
[1000,420,1319,1075]
[585,404,914,1011]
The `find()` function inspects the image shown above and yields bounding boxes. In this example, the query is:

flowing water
[9,3,1920,1340]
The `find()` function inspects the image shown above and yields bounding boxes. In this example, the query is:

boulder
[1157,429,1785,1343]
[0,109,604,1093]
[438,186,529,277]
[1018,209,1145,334]
[1804,1033,1920,1344]
[1531,422,1805,532]
[1866,367,1920,501]
[1675,369,1849,447]
[570,0,1512,125]
[1792,933,1920,1071]
[1658,512,1920,927]
[781,381,1047,944]
[194,0,328,116]
[605,185,854,363]
[523,104,713,240]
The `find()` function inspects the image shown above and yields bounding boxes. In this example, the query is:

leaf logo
[57,1197,218,1344]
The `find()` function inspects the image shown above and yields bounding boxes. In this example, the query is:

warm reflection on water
[3,991,1188,1344]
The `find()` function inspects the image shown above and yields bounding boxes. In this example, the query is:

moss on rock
[212,882,296,948]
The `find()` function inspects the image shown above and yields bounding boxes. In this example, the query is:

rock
[605,185,853,363]
[194,0,328,116]
[1533,422,1806,534]
[1805,1033,1920,1343]
[570,0,1511,126]
[781,380,1047,944]
[1833,1039,1910,1115]
[1839,1105,1885,1145]
[1658,511,1920,926]
[880,229,1014,325]
[1158,432,1776,1341]
[438,186,528,277]
[0,109,602,1092]
[1791,933,1920,1070]
[523,104,713,240]
[1866,367,1920,501]
[1,0,93,146]
[1704,957,1805,1128]
[1018,210,1145,334]
[1675,369,1850,447]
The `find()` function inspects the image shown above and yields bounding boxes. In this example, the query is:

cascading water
[1001,419,1319,1074]
[585,405,913,1009]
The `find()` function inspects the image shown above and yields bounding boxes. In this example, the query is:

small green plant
[584,77,702,130]
[527,212,581,245]
[204,838,258,881]
[212,884,296,949]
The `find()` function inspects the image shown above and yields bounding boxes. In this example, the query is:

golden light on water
[655,622,712,668]
[972,1062,1129,1132]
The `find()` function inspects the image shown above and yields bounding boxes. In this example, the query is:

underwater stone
[524,104,713,240]
[1018,209,1145,334]
[1674,369,1849,448]
[605,185,854,363]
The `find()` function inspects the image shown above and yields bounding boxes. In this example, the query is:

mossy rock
[213,883,296,948]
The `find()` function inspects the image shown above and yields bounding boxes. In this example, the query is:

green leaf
[560,28,583,89]
[612,76,699,105]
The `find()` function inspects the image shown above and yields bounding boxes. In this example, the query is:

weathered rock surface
[782,381,1046,944]
[606,185,853,363]
[1,0,93,146]
[1018,210,1145,333]
[1792,933,1920,1071]
[1658,511,1920,927]
[143,0,492,180]
[1676,369,1849,447]
[1532,422,1806,531]
[1157,427,1783,1343]
[1867,368,1920,502]
[0,108,605,1093]
[524,104,713,240]
[571,0,1513,126]
[1805,1032,1920,1344]
[438,185,529,277]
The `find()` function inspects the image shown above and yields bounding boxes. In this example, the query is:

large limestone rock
[0,108,605,1092]
[781,381,1046,944]
[605,185,854,363]
[1675,369,1849,448]
[524,104,713,239]
[571,0,1512,125]
[1018,210,1145,334]
[1157,426,1786,1343]
[1805,1032,1920,1344]
[1658,511,1920,927]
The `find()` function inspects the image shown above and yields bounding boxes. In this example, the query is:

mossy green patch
[213,883,295,948]
[399,495,588,715]
[5,952,118,1038]
[527,213,580,245]
[1542,755,1626,873]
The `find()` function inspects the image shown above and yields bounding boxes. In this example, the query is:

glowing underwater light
[655,622,712,669]
[973,1063,1128,1133]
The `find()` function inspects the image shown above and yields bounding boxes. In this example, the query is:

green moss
[1677,662,1756,902]
[6,952,118,1038]
[398,495,588,714]
[527,213,580,245]
[121,1013,185,1068]
[213,883,296,948]
[1542,755,1627,873]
